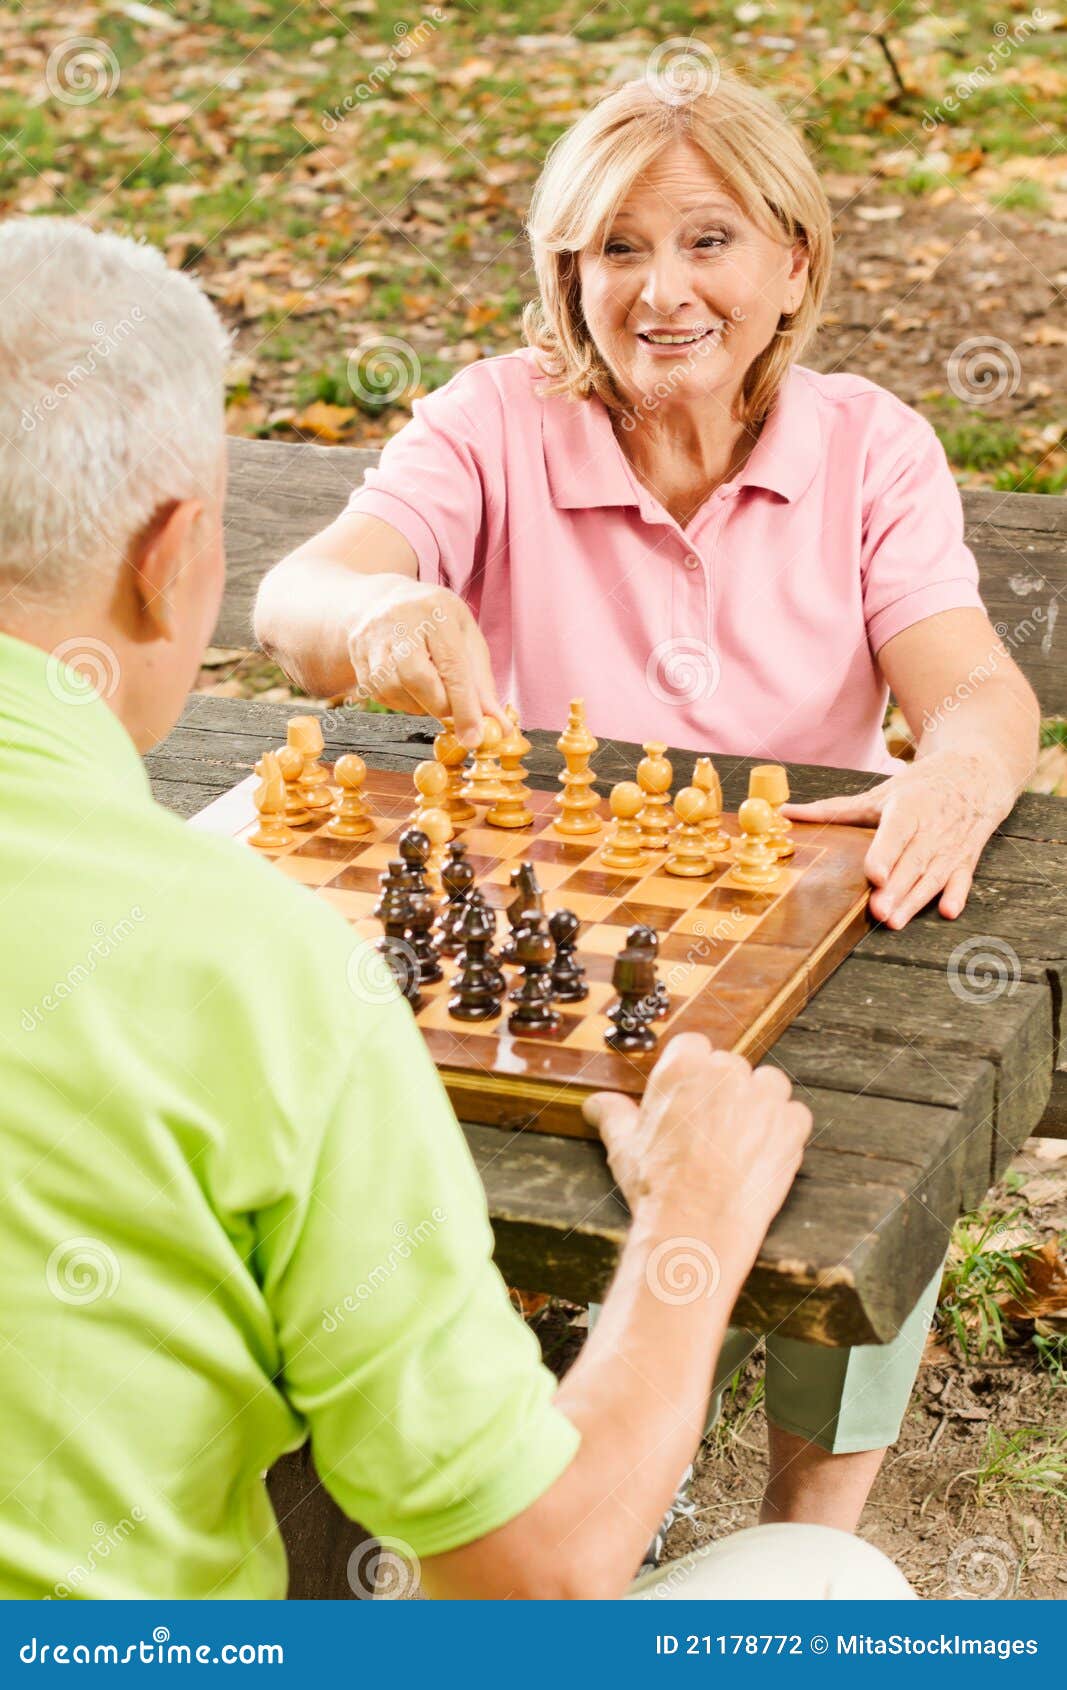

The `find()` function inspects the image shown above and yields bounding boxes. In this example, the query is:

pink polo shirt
[345,349,985,774]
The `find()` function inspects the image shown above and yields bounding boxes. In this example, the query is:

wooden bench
[149,436,1067,1596]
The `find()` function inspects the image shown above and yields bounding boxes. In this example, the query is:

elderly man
[0,218,911,1601]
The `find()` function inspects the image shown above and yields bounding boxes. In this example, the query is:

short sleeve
[861,417,985,655]
[344,374,496,600]
[254,976,579,1559]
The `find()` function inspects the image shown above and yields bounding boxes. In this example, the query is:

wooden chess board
[191,767,873,1138]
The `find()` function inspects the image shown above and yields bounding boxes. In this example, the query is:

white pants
[627,1523,916,1600]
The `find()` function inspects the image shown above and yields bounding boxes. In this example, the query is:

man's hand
[584,1034,811,1245]
[781,749,1014,930]
[347,580,506,748]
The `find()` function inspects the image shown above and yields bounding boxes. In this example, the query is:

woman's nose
[638,248,696,317]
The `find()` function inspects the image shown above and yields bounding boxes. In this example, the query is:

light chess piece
[692,756,730,855]
[249,752,293,850]
[411,759,450,827]
[487,705,534,829]
[636,743,673,851]
[419,806,453,892]
[434,718,476,825]
[275,745,312,827]
[664,787,712,877]
[725,797,781,890]
[554,698,601,836]
[600,782,648,872]
[748,763,794,859]
[287,715,333,818]
[327,753,373,839]
[462,717,507,807]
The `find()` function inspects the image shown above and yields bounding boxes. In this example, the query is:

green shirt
[0,632,578,1599]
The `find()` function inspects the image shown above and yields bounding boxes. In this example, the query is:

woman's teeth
[639,328,714,345]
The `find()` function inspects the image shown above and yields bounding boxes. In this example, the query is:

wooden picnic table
[147,694,1067,1349]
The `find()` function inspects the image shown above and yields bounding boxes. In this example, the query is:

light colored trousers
[628,1522,915,1599]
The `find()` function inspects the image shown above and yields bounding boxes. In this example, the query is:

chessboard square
[417,993,505,1034]
[557,891,618,924]
[673,906,761,942]
[657,963,715,999]
[561,1015,613,1052]
[579,922,631,957]
[629,874,713,909]
[526,837,593,867]
[582,980,616,1013]
[356,841,407,870]
[331,863,388,893]
[319,888,379,922]
[272,855,345,887]
[291,833,367,863]
[462,828,530,858]
[561,867,639,898]
[613,898,685,931]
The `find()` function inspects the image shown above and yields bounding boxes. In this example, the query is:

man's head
[0,218,231,750]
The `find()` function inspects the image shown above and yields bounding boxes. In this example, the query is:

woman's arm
[253,512,504,745]
[784,607,1040,929]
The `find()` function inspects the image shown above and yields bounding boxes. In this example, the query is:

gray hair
[0,218,231,601]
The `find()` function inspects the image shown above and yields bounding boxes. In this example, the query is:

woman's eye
[604,241,633,256]
[695,232,729,249]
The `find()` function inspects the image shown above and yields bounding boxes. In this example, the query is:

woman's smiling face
[577,140,809,414]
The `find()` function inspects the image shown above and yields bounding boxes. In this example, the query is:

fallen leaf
[999,1240,1067,1323]
[292,400,357,442]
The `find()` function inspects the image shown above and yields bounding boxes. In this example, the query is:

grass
[711,1370,766,1454]
[937,1207,1035,1362]
[2,0,1063,474]
[973,1426,1067,1504]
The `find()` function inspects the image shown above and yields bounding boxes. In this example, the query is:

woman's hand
[782,749,1015,929]
[346,578,506,748]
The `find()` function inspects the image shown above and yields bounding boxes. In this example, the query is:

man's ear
[130,498,203,640]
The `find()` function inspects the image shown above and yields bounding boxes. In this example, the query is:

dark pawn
[465,889,506,995]
[449,897,504,1021]
[398,826,434,900]
[374,880,422,1009]
[508,920,562,1037]
[548,908,587,1003]
[436,840,475,957]
[500,861,544,963]
[605,935,658,1054]
[406,887,442,984]
[627,923,670,1020]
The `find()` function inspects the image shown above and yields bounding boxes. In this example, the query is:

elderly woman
[256,72,1038,1546]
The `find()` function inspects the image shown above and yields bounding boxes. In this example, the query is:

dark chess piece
[507,919,562,1037]
[406,887,442,984]
[500,861,545,963]
[464,889,506,995]
[605,934,658,1053]
[449,897,504,1020]
[373,878,422,1009]
[627,923,670,1020]
[548,908,587,1003]
[435,840,475,957]
[398,826,434,900]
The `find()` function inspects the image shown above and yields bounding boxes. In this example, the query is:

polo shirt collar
[542,360,822,511]
[0,629,148,796]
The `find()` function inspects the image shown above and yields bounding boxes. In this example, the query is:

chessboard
[190,731,874,1139]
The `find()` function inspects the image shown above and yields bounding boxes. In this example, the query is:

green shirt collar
[0,629,149,799]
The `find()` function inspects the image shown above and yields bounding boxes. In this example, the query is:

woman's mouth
[635,326,720,348]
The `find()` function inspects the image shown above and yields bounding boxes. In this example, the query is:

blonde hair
[523,70,833,430]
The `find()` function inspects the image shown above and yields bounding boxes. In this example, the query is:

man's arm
[419,1041,811,1599]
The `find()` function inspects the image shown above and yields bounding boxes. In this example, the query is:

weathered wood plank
[768,1029,996,1209]
[792,959,1053,1182]
[219,438,1067,708]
